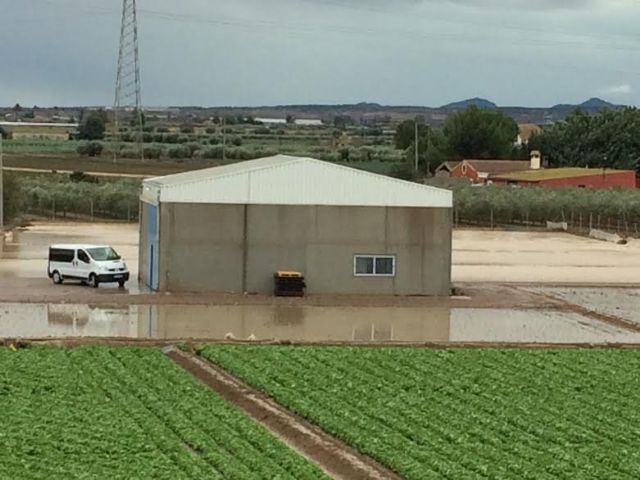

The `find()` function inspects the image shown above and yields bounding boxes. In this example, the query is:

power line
[113,0,144,162]
[18,0,640,53]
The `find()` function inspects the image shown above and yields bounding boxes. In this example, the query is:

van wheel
[52,271,63,285]
[118,280,125,288]
[89,274,99,288]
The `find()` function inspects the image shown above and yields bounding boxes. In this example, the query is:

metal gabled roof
[141,155,452,208]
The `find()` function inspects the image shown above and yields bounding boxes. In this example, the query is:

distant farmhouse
[0,121,78,141]
[436,151,638,189]
[438,159,531,183]
[491,167,638,189]
[255,118,323,126]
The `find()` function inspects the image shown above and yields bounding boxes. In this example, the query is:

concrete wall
[152,203,452,296]
[138,201,149,286]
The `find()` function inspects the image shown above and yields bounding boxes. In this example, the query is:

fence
[454,208,640,238]
[5,172,140,223]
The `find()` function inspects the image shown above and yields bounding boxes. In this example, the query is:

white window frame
[353,255,396,277]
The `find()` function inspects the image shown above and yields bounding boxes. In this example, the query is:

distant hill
[9,97,630,129]
[579,97,618,109]
[551,97,620,110]
[441,97,497,110]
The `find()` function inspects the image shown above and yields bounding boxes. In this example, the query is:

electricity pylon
[113,0,144,161]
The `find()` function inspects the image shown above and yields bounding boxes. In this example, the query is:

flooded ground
[4,223,640,287]
[2,222,640,345]
[1,302,639,344]
[0,222,139,280]
[528,287,640,326]
[453,230,640,285]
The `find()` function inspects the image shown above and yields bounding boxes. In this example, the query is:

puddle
[526,287,640,326]
[1,303,639,344]
[0,223,138,278]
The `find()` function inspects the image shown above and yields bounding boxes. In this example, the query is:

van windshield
[86,247,121,261]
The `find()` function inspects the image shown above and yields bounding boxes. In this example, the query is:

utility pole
[222,116,226,161]
[414,116,419,172]
[114,0,144,162]
[426,128,432,177]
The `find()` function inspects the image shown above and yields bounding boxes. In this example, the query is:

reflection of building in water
[145,305,451,342]
[47,305,139,338]
[0,303,48,336]
[3,302,637,344]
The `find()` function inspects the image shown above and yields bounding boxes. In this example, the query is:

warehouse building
[139,155,452,295]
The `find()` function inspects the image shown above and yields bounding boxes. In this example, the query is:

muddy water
[528,287,640,326]
[0,222,138,279]
[1,303,639,344]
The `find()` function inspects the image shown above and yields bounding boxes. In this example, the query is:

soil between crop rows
[164,346,400,480]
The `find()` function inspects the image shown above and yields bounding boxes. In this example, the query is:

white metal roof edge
[144,155,452,207]
[147,155,451,195]
[297,156,452,197]
[152,155,304,191]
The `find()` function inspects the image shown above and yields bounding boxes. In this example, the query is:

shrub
[180,126,195,134]
[205,127,216,134]
[143,146,163,159]
[209,137,220,145]
[167,146,190,159]
[76,141,104,157]
[186,142,202,156]
[232,137,243,147]
[69,171,99,184]
[202,147,223,159]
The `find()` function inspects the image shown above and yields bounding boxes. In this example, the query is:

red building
[445,159,530,184]
[492,168,637,189]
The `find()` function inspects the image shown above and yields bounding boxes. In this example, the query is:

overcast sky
[2,0,640,107]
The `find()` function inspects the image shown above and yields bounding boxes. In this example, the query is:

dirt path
[12,338,640,349]
[163,346,401,480]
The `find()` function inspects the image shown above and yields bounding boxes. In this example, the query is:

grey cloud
[1,0,639,107]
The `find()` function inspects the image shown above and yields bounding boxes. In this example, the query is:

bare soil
[0,278,559,308]
[164,346,401,480]
[12,337,640,349]
[4,153,200,176]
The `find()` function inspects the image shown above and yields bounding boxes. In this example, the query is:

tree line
[394,105,640,176]
[3,172,140,223]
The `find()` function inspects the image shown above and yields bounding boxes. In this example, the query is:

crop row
[0,347,326,480]
[199,346,640,480]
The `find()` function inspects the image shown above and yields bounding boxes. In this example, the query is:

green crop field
[200,346,640,479]
[2,139,81,154]
[0,347,327,480]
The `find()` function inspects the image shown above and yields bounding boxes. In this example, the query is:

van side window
[49,249,74,263]
[77,250,90,264]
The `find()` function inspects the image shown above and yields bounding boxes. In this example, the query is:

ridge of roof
[148,154,449,195]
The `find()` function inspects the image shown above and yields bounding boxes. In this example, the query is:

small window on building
[354,255,396,277]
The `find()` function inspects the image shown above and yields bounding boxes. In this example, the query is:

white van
[48,244,130,288]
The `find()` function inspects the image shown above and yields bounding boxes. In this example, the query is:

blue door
[146,203,159,290]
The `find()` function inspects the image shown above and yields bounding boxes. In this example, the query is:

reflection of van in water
[48,244,130,288]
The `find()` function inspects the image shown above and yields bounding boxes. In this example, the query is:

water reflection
[1,303,639,344]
